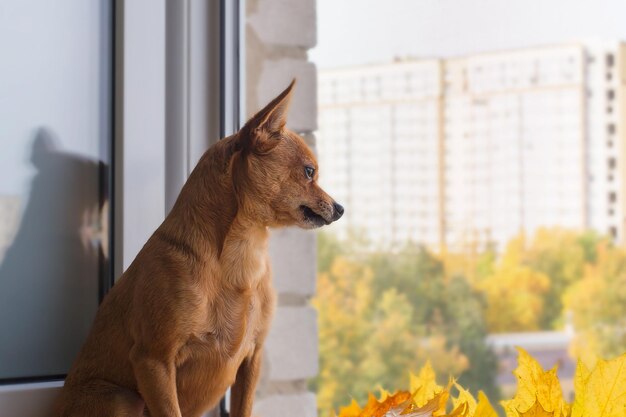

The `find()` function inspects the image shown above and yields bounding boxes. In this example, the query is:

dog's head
[230,80,343,229]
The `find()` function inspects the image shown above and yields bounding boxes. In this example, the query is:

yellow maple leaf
[501,400,518,417]
[431,389,450,417]
[518,401,555,417]
[570,360,590,417]
[538,368,568,416]
[410,361,444,408]
[446,403,469,417]
[448,383,477,417]
[337,398,362,417]
[570,353,626,417]
[333,350,626,417]
[501,348,568,417]
[446,388,497,417]
[404,390,449,417]
[474,391,499,417]
[379,387,393,402]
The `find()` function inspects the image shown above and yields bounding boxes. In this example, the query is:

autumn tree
[312,256,375,411]
[443,275,500,401]
[523,229,603,328]
[314,228,626,416]
[565,241,626,362]
[312,233,499,414]
[474,236,551,332]
[471,230,604,333]
[367,245,500,399]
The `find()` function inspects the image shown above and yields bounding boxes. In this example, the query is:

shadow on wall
[0,127,109,380]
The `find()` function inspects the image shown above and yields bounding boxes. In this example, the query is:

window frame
[0,1,243,415]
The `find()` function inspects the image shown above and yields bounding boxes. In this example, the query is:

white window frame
[0,1,243,416]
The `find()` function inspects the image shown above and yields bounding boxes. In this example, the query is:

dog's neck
[219,216,269,289]
[159,146,270,289]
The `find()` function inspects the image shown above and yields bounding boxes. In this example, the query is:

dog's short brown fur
[54,81,343,417]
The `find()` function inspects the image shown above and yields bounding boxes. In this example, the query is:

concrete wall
[245,1,318,416]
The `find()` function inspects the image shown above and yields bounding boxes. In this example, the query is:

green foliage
[317,230,347,273]
[565,241,626,361]
[444,276,500,401]
[522,229,597,329]
[312,232,499,415]
[313,228,626,416]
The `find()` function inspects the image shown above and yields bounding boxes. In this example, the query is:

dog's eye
[304,166,315,179]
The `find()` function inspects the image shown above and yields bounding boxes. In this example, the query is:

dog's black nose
[332,202,344,221]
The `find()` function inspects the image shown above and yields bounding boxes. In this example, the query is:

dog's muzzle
[301,201,344,227]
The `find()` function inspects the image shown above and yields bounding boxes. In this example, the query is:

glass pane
[0,0,111,381]
[312,1,626,416]
[242,1,626,416]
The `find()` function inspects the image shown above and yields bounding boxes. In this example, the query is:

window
[0,3,240,417]
[609,192,617,203]
[310,1,626,416]
[607,89,615,100]
[608,157,617,169]
[0,0,113,383]
[608,123,616,135]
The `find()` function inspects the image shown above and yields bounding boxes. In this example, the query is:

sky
[310,0,626,69]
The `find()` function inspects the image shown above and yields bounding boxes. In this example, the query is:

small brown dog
[54,80,343,417]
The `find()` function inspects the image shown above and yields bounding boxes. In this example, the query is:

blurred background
[306,0,626,415]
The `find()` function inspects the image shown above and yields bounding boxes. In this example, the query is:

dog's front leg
[230,347,263,417]
[131,347,182,417]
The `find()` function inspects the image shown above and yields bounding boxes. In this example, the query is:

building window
[609,192,617,203]
[607,89,615,100]
[608,157,617,169]
[608,123,616,135]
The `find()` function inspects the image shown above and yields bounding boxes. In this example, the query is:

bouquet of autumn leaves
[335,348,626,417]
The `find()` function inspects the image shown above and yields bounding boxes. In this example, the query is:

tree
[443,275,501,401]
[523,229,601,329]
[312,256,375,413]
[312,235,500,414]
[368,246,500,400]
[565,241,626,362]
[477,262,551,332]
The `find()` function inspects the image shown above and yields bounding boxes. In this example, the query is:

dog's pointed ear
[240,79,295,152]
[252,79,295,133]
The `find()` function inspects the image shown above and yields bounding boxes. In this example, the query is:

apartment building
[317,42,626,252]
[317,60,443,247]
